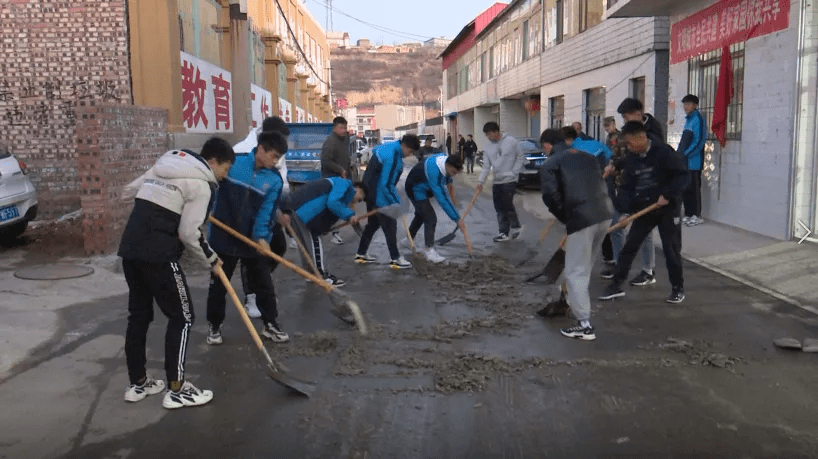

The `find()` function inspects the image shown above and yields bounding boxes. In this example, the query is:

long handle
[214,265,265,352]
[330,209,378,231]
[401,215,416,252]
[607,203,661,233]
[462,224,473,255]
[461,189,480,220]
[284,223,323,279]
[539,219,557,244]
[208,216,334,294]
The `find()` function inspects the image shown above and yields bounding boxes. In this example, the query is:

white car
[0,144,37,240]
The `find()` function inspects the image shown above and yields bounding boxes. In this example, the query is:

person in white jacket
[232,116,294,318]
[118,138,235,409]
[476,122,526,242]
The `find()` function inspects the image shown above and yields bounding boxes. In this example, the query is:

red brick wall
[0,0,132,219]
[76,105,168,255]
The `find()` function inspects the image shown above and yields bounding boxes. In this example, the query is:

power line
[273,0,328,86]
[315,0,435,42]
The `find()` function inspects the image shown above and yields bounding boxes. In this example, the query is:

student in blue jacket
[354,134,420,269]
[562,126,613,170]
[284,177,367,287]
[206,131,291,345]
[678,94,706,227]
[404,153,465,263]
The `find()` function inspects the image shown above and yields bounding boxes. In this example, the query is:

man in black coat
[599,121,689,304]
[539,128,612,341]
[616,98,665,143]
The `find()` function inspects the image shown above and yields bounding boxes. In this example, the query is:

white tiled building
[609,0,817,241]
[442,0,670,152]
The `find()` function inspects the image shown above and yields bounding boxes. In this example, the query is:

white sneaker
[262,322,290,343]
[162,381,213,409]
[206,324,223,345]
[424,247,446,263]
[244,293,261,318]
[390,257,412,270]
[682,216,692,225]
[330,232,344,245]
[354,253,377,264]
[124,376,165,402]
[690,216,704,226]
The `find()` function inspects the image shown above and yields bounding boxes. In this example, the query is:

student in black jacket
[616,98,665,144]
[599,121,689,304]
[118,138,235,409]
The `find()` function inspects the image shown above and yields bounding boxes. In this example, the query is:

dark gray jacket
[540,143,613,235]
[321,133,351,178]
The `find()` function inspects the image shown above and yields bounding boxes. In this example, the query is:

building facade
[609,0,817,241]
[442,0,670,158]
[0,0,332,219]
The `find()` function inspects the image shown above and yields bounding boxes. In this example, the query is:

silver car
[0,144,38,240]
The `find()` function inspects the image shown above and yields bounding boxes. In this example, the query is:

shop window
[583,87,606,141]
[688,42,745,140]
[549,95,565,129]
[629,77,645,105]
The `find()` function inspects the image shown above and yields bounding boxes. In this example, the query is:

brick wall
[76,105,168,255]
[0,0,132,219]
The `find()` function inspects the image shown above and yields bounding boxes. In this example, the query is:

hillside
[330,47,444,108]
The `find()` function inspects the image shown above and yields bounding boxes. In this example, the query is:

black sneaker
[324,274,347,287]
[560,322,596,341]
[629,270,656,286]
[599,284,625,300]
[536,299,570,318]
[600,267,615,279]
[666,288,685,304]
[262,322,290,343]
[493,233,510,242]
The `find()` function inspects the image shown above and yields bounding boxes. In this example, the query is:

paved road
[2,184,818,458]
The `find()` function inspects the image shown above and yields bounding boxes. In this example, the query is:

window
[514,28,522,65]
[688,42,745,140]
[447,69,457,99]
[549,96,565,128]
[583,87,606,141]
[629,77,646,105]
[529,13,541,56]
[607,0,619,7]
[459,64,470,94]
[480,52,487,83]
[489,46,496,79]
[522,21,530,60]
[544,0,563,47]
[579,0,604,33]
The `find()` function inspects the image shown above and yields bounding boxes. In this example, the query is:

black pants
[602,233,613,262]
[357,202,400,260]
[409,198,437,249]
[123,259,194,385]
[240,224,286,299]
[465,156,474,174]
[492,182,520,235]
[208,254,278,328]
[683,170,702,217]
[613,208,684,289]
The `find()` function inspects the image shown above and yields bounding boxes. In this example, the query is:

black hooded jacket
[615,141,689,216]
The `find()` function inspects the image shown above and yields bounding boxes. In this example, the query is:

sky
[301,0,504,45]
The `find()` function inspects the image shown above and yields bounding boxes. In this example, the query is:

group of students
[115,94,706,409]
[538,95,706,341]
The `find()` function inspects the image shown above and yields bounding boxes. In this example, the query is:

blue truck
[286,123,361,184]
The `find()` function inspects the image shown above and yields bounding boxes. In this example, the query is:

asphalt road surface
[2,185,818,459]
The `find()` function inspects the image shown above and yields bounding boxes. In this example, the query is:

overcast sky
[302,0,503,45]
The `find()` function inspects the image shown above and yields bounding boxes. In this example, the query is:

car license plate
[0,205,19,222]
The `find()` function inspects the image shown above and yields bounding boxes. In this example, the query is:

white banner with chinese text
[251,84,273,129]
[279,98,293,123]
[180,51,233,134]
[296,107,306,123]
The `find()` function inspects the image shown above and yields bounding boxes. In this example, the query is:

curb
[681,253,818,316]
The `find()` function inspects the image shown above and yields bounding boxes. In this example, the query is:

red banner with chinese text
[670,0,790,64]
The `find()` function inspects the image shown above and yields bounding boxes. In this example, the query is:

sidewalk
[456,170,818,315]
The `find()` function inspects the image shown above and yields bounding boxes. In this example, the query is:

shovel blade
[352,222,363,237]
[267,365,316,397]
[435,230,457,246]
[541,248,566,285]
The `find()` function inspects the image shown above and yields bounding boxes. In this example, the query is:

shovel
[213,265,315,397]
[436,189,480,246]
[330,203,405,236]
[526,203,662,284]
[209,216,367,334]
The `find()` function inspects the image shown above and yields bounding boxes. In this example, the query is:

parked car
[0,143,37,240]
[517,138,547,188]
[418,134,439,149]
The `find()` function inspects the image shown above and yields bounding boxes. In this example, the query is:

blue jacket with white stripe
[571,137,613,163]
[678,108,706,171]
[363,141,404,208]
[405,153,460,222]
[284,177,355,234]
[208,149,284,258]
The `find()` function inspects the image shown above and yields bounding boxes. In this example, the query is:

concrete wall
[474,106,500,153]
[665,0,800,240]
[500,99,529,138]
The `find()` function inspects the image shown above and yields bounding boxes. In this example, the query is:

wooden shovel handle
[607,203,661,233]
[213,265,265,351]
[208,216,334,294]
[462,224,473,255]
[284,223,323,279]
[462,189,480,220]
[539,219,557,244]
[330,209,378,231]
[401,215,416,252]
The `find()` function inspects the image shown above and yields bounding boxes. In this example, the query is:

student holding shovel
[118,138,235,409]
[206,131,291,345]
[403,153,466,263]
[539,128,613,341]
[598,121,689,304]
[282,177,367,287]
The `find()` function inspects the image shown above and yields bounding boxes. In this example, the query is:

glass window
[489,46,496,79]
[447,69,457,99]
[522,21,530,60]
[579,0,604,33]
[529,12,541,56]
[688,42,745,140]
[481,52,487,83]
[583,87,606,141]
[563,0,578,40]
[629,77,646,105]
[549,95,565,128]
[514,28,522,65]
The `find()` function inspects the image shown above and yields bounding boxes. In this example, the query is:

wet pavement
[3,184,818,458]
